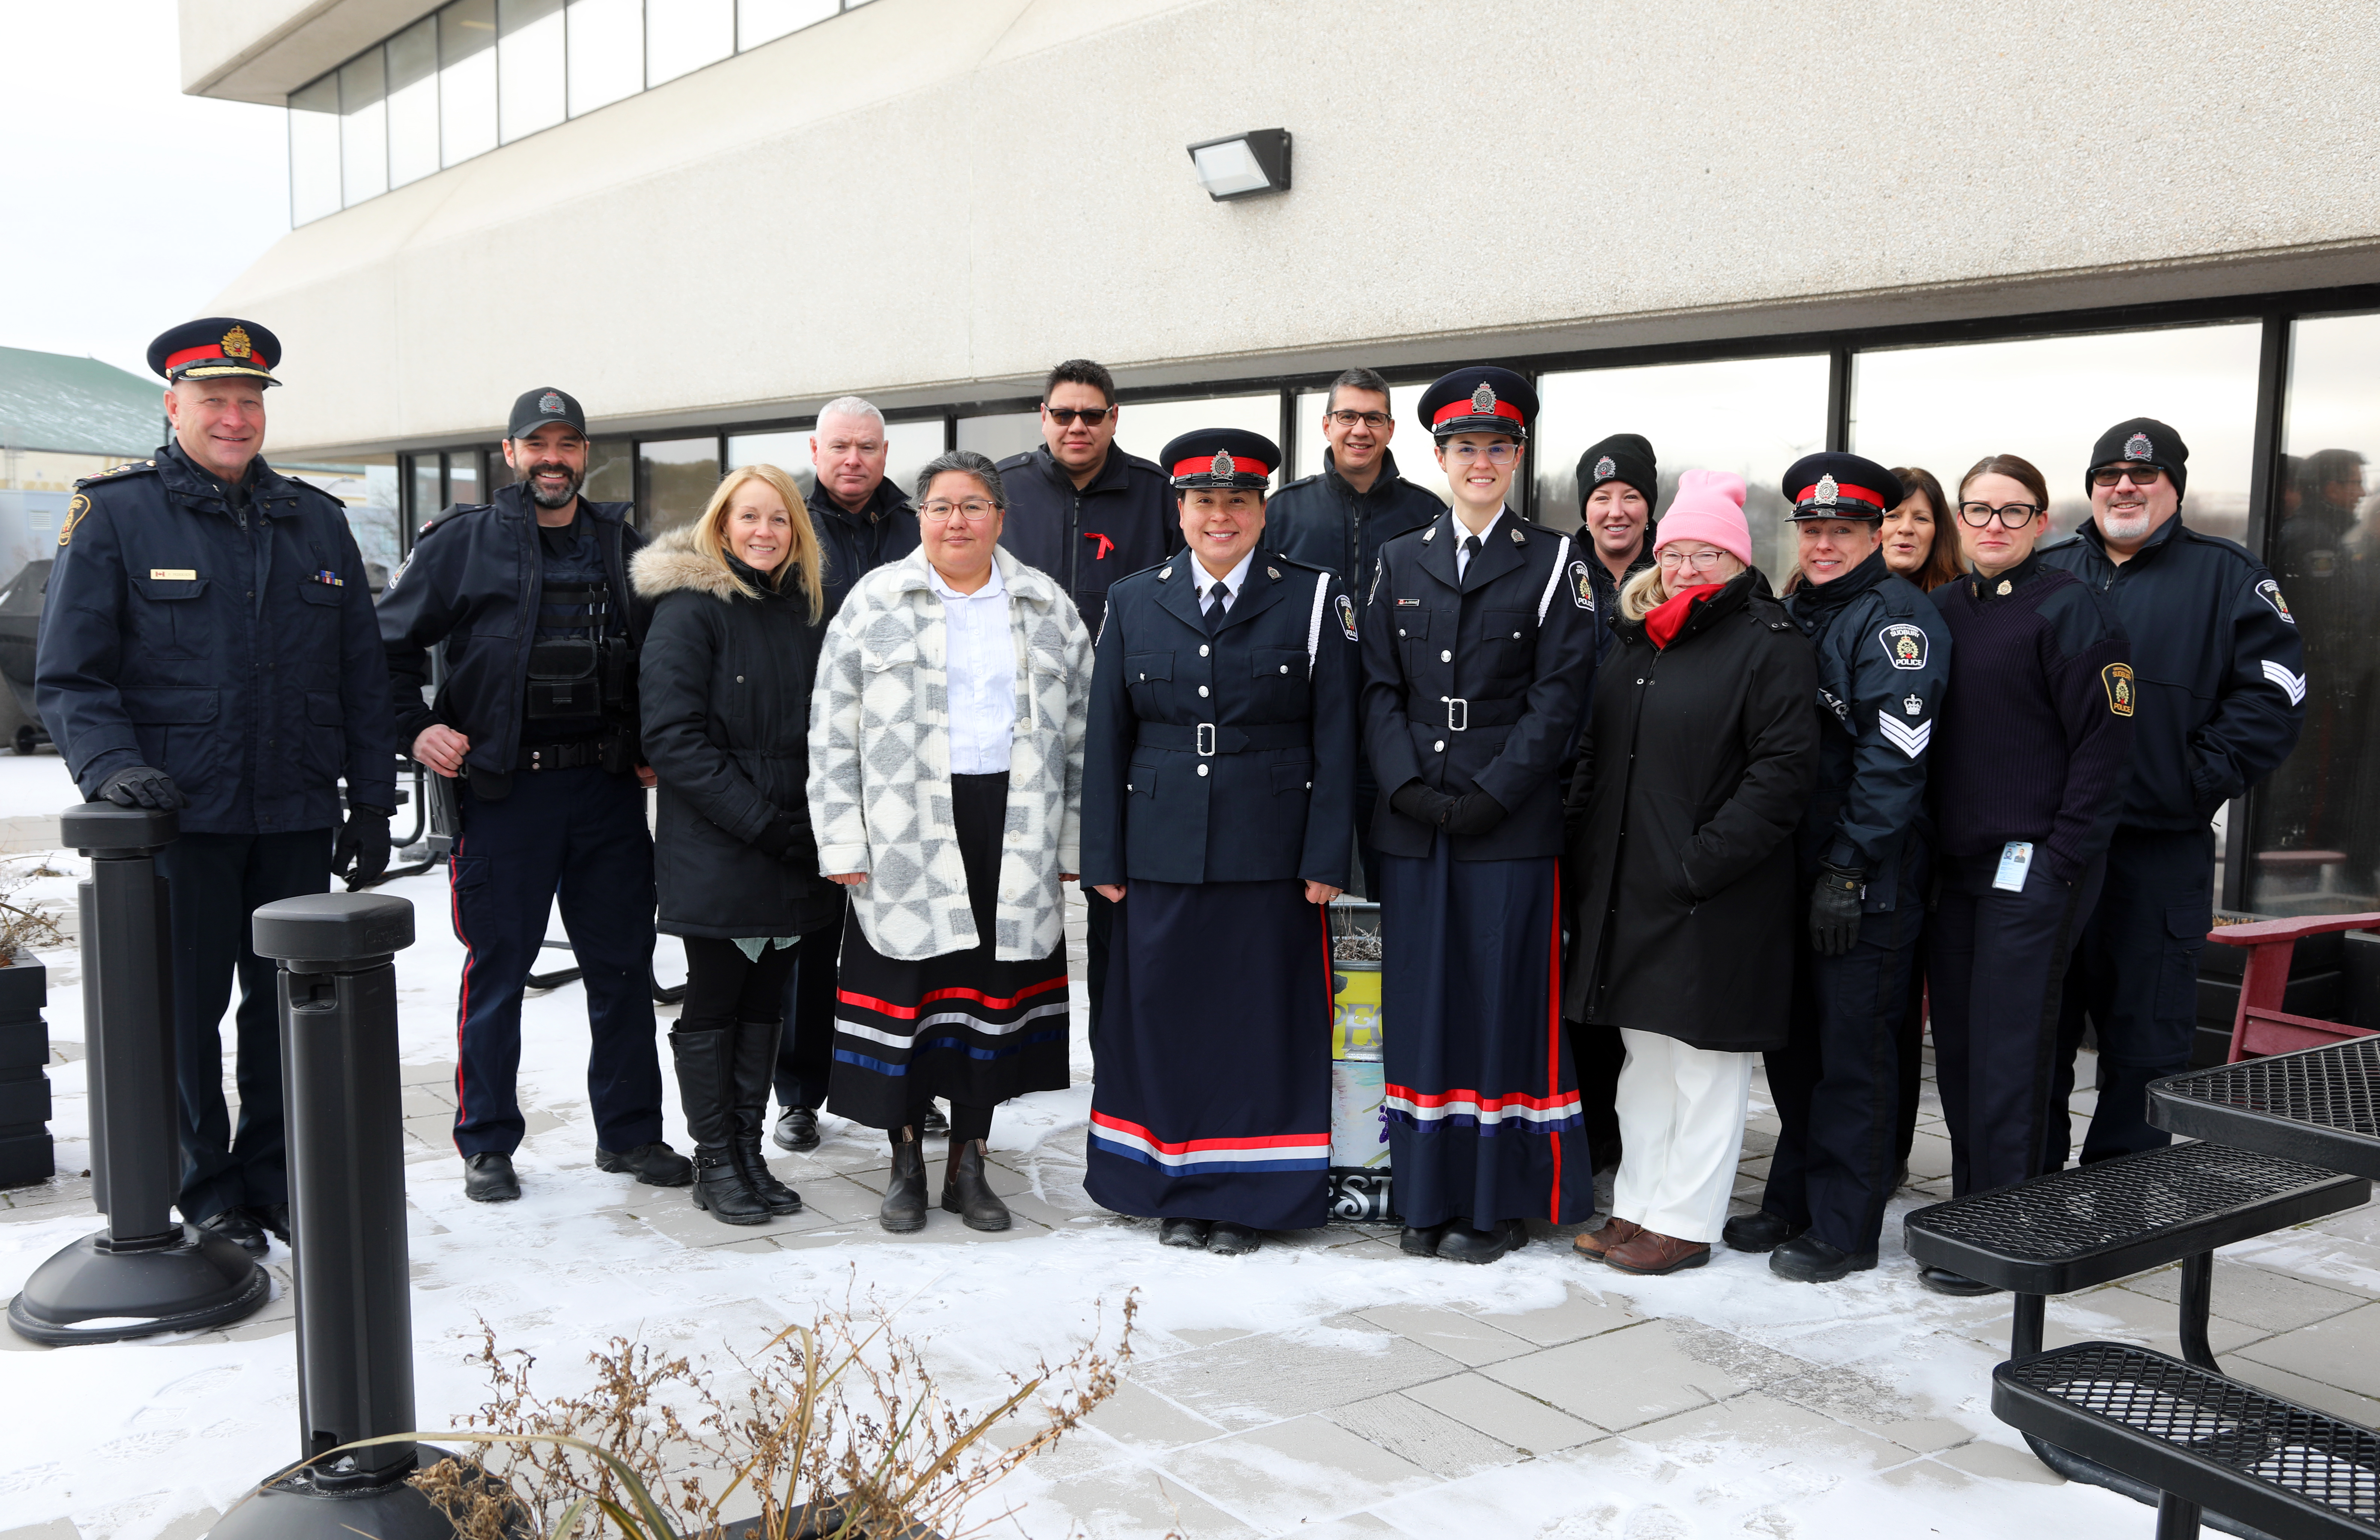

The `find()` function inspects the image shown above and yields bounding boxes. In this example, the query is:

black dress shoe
[1720,1209,1803,1253]
[1160,1218,1212,1249]
[247,1203,291,1245]
[463,1152,521,1203]
[773,1106,820,1152]
[1769,1233,1877,1283]
[1207,1221,1261,1256]
[1437,1218,1528,1265]
[1399,1222,1453,1257]
[199,1208,268,1255]
[595,1142,695,1187]
[919,1103,950,1137]
[1919,1265,1999,1297]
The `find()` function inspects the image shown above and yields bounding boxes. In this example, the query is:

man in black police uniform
[2040,418,2306,1164]
[380,387,691,1203]
[1269,367,1442,897]
[997,358,1178,1034]
[36,318,396,1255]
[1725,454,1951,1282]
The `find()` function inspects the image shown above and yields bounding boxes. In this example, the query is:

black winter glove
[753,813,807,863]
[334,806,393,886]
[1390,780,1458,827]
[1443,791,1507,838]
[1809,863,1865,956]
[97,765,185,810]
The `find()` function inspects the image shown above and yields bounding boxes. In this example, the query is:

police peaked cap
[1782,452,1904,522]
[1578,433,1657,509]
[147,318,281,386]
[1161,428,1279,490]
[2088,417,2189,499]
[1418,367,1535,441]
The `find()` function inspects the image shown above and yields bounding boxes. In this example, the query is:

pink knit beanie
[1652,470,1754,568]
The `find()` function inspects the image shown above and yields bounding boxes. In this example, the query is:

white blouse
[930,562,1016,775]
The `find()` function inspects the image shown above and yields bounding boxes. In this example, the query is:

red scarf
[1643,584,1722,649]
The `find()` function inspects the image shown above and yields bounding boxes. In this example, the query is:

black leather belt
[1405,694,1524,731]
[1137,722,1311,757]
[518,739,606,771]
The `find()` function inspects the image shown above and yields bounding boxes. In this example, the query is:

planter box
[0,956,51,1187]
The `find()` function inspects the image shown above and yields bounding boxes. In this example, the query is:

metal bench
[1996,1341,2380,1538]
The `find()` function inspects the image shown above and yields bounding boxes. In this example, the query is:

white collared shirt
[1454,509,1504,580]
[1195,549,1256,614]
[930,561,1015,775]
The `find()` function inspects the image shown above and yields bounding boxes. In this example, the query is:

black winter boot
[941,1139,1011,1232]
[881,1131,928,1233]
[670,1027,770,1226]
[732,1019,801,1215]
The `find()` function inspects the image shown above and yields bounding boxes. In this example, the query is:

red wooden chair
[2206,912,2380,1061]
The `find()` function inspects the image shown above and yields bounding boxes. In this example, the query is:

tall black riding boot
[669,1027,770,1226]
[881,1130,928,1233]
[732,1019,802,1215]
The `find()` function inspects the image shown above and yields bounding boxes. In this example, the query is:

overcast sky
[5,0,291,381]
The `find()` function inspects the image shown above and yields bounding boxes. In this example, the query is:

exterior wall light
[1187,129,1291,201]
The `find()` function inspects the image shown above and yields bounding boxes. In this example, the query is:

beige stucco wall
[180,0,441,104]
[196,0,2380,458]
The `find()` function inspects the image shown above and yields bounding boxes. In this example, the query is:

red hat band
[1793,481,1887,510]
[1171,456,1270,480]
[1431,399,1526,431]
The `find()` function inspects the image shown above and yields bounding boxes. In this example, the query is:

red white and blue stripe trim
[1383,1085,1584,1130]
[1088,1112,1331,1174]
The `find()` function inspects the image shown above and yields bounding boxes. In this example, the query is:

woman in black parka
[1561,471,1820,1277]
[634,464,845,1227]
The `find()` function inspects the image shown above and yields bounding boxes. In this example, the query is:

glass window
[439,0,500,167]
[1113,393,1282,490]
[955,411,1042,465]
[639,437,723,535]
[387,17,440,187]
[445,449,484,507]
[288,76,342,226]
[567,0,643,115]
[497,0,566,143]
[1851,324,2263,548]
[738,0,838,48]
[296,458,403,592]
[2246,311,2380,915]
[728,417,945,504]
[725,429,810,474]
[1292,381,1450,508]
[1536,356,1829,580]
[338,50,388,207]
[648,0,735,87]
[407,453,443,528]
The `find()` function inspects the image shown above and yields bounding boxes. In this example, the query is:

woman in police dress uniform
[1362,368,1600,1265]
[1080,430,1359,1255]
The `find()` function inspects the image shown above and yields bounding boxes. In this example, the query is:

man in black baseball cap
[509,385,589,442]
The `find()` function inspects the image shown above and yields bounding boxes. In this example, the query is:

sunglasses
[2090,465,2166,488]
[1044,406,1114,427]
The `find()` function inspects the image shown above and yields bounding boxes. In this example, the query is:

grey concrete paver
[1019,1459,1258,1540]
[1766,1365,1970,1454]
[1934,1437,2067,1486]
[1325,1390,1516,1477]
[1624,1389,1921,1472]
[1479,1322,1744,1430]
[2123,1256,2372,1334]
[1157,1413,1436,1530]
[1353,1304,1536,1366]
[1476,1284,1640,1346]
[1131,1322,1459,1429]
[2229,1301,2380,1398]
[1398,1371,1602,1455]
[2226,1356,2380,1427]
[1963,1281,2267,1361]
[1080,1380,1229,1451]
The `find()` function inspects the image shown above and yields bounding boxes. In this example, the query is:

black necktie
[1206,580,1230,634]
[1461,534,1482,580]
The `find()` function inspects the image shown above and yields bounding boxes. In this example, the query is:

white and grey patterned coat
[807,546,1092,962]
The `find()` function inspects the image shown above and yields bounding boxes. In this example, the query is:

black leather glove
[1390,780,1457,826]
[97,765,185,810]
[753,813,808,863]
[1443,791,1507,837]
[334,806,393,885]
[1809,863,1865,956]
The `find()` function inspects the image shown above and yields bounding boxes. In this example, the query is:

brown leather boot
[1605,1227,1711,1277]
[1572,1216,1643,1264]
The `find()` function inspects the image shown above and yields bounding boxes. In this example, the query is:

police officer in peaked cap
[1723,453,1952,1283]
[1079,429,1358,1255]
[34,319,398,1256]
[1362,367,1600,1265]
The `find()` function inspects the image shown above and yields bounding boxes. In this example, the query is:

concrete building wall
[192,0,2380,457]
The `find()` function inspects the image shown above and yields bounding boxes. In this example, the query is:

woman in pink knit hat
[1560,470,1821,1276]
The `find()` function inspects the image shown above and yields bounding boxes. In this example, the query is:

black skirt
[825,772,1071,1128]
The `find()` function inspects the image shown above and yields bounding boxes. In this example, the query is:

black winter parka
[1562,570,1821,1052]
[632,527,845,939]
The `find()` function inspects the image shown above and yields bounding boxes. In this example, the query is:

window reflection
[1112,394,1280,489]
[387,17,440,187]
[338,50,387,206]
[583,436,635,505]
[439,0,500,166]
[498,0,566,143]
[639,437,723,535]
[955,412,1043,466]
[729,419,946,504]
[288,75,341,225]
[1536,356,1828,580]
[647,0,735,87]
[1292,382,1449,508]
[739,0,839,48]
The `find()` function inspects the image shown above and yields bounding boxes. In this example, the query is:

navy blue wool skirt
[825,772,1071,1129]
[1085,877,1333,1230]
[1379,845,1591,1228]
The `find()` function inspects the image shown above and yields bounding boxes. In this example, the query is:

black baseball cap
[508,387,588,440]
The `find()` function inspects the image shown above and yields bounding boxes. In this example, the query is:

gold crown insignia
[221,324,253,360]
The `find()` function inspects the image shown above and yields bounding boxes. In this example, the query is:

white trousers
[1610,1028,1756,1244]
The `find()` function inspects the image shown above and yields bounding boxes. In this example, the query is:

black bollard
[210,891,473,1540]
[8,804,268,1344]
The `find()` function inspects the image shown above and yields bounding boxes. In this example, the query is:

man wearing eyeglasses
[1270,368,1443,895]
[2038,417,2305,1168]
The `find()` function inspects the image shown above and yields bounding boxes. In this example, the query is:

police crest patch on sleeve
[1336,593,1358,640]
[1568,560,1595,610]
[59,493,89,548]
[2103,661,2136,717]
[2255,578,2296,625]
[1878,622,1928,670]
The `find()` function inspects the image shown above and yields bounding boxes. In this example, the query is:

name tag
[1993,841,2034,894]
[150,568,197,580]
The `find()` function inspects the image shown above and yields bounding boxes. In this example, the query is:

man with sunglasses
[2038,418,2305,1167]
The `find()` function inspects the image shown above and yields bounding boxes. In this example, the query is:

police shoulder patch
[1336,592,1358,641]
[1877,622,1929,670]
[59,492,90,547]
[1568,560,1595,610]
[2103,661,2136,717]
[2255,578,2295,625]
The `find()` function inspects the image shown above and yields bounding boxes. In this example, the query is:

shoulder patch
[2255,578,2295,625]
[1877,622,1929,670]
[2102,661,2136,717]
[1336,592,1358,641]
[59,492,90,547]
[1568,559,1595,611]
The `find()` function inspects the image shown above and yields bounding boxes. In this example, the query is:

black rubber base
[208,1463,475,1540]
[7,1223,268,1344]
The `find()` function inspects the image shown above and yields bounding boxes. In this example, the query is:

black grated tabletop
[2151,1037,2380,1180]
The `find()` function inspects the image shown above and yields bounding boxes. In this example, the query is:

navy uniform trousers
[447,765,665,1157]
[2048,825,2216,1166]
[156,829,331,1224]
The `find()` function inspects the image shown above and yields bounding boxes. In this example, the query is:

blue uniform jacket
[1080,551,1357,888]
[995,444,1179,640]
[35,444,395,834]
[376,483,648,778]
[2039,516,2305,829]
[1360,509,1598,861]
[1783,552,1952,911]
[1266,450,1443,591]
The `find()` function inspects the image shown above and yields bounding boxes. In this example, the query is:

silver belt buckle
[1443,697,1469,732]
[1196,723,1217,757]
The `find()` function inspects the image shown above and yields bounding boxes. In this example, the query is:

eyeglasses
[1657,548,1727,571]
[1442,442,1518,465]
[1327,410,1392,429]
[1043,406,1113,427]
[2090,465,2166,488]
[918,499,999,523]
[1958,501,2043,528]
